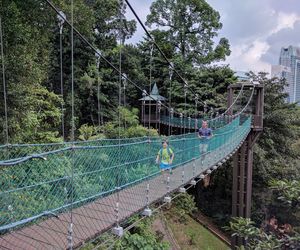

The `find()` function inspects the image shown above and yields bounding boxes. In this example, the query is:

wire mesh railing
[159,114,232,130]
[0,115,251,249]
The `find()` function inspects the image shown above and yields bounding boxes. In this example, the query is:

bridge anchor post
[142,184,152,216]
[112,226,124,237]
[142,208,152,217]
[112,202,124,237]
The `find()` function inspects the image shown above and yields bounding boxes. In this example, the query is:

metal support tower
[228,83,264,248]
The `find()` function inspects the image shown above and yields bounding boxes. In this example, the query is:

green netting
[0,137,149,162]
[0,115,251,233]
[159,114,231,129]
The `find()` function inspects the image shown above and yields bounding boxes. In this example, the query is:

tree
[249,72,300,223]
[227,179,300,249]
[93,0,136,49]
[0,0,63,143]
[146,0,230,65]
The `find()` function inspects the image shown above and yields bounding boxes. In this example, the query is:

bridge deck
[0,116,251,250]
[0,135,246,250]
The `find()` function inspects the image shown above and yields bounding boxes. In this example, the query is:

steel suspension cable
[69,0,75,248]
[0,16,8,145]
[144,43,153,218]
[210,83,246,121]
[235,86,255,116]
[115,0,123,233]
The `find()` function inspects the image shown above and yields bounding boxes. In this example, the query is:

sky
[125,0,300,73]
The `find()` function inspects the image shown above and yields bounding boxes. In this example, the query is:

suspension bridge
[0,82,263,249]
[0,0,264,249]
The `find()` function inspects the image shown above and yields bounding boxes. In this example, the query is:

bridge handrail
[0,116,251,232]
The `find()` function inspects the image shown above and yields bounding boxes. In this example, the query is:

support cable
[95,49,102,127]
[210,84,245,121]
[142,43,154,218]
[149,44,153,131]
[58,11,66,140]
[168,63,173,137]
[235,86,255,116]
[68,1,75,248]
[112,0,124,237]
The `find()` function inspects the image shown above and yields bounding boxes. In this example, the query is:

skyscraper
[271,46,300,104]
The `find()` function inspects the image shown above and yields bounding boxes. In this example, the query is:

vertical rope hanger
[68,0,75,248]
[149,44,153,131]
[168,63,173,137]
[58,11,66,140]
[112,0,123,236]
[95,49,102,127]
[181,83,188,188]
[142,43,154,219]
[183,83,188,135]
[0,16,9,145]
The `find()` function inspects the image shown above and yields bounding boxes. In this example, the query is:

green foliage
[102,107,158,138]
[249,72,300,224]
[173,193,197,223]
[146,0,230,65]
[226,217,260,241]
[174,193,197,214]
[113,217,170,250]
[226,217,300,250]
[78,124,101,141]
[269,179,300,208]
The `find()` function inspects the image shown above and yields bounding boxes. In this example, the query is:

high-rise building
[271,46,300,104]
[234,71,250,82]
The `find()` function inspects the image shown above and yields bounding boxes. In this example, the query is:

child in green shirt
[156,139,174,171]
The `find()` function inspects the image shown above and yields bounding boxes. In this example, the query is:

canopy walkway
[0,0,264,248]
[0,115,251,249]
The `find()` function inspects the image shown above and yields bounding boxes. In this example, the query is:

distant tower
[271,46,300,104]
[140,83,166,128]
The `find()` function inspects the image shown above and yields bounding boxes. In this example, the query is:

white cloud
[272,12,300,34]
[125,0,300,74]
[208,0,300,73]
[226,40,270,72]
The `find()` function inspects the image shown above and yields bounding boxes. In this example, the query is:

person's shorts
[199,143,208,153]
[160,162,171,170]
